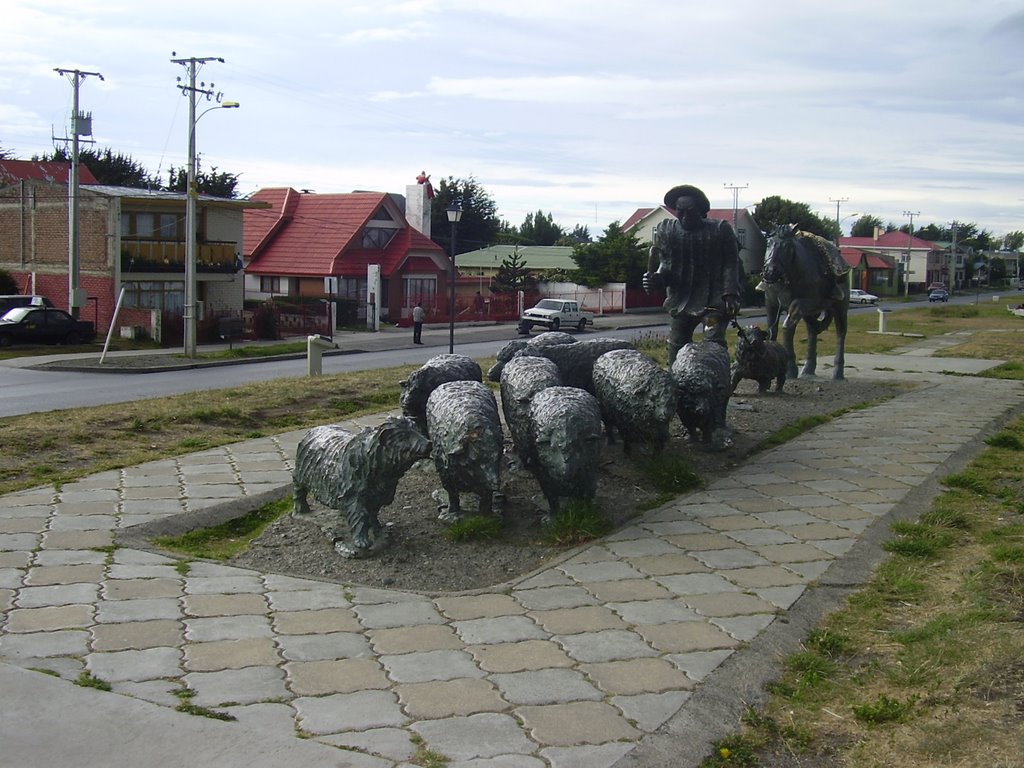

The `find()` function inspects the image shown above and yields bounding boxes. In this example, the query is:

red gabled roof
[841,232,937,250]
[244,187,444,278]
[623,205,750,231]
[0,159,99,185]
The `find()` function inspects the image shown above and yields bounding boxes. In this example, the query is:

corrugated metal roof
[0,159,98,185]
[456,245,577,270]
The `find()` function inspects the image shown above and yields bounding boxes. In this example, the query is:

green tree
[557,224,592,245]
[0,145,13,160]
[491,246,537,293]
[851,215,883,238]
[1001,231,1024,251]
[752,196,836,240]
[570,222,647,288]
[430,176,501,255]
[518,210,564,246]
[41,147,159,188]
[166,165,239,198]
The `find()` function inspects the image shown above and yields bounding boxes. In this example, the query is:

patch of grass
[700,733,763,767]
[444,514,503,542]
[175,701,237,721]
[74,671,111,691]
[986,430,1024,450]
[642,450,703,495]
[154,498,291,560]
[542,500,613,547]
[851,693,919,725]
[410,733,450,767]
[941,471,991,495]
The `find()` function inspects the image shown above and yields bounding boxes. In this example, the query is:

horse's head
[763,224,798,283]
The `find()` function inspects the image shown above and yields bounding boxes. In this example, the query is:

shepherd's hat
[663,185,710,215]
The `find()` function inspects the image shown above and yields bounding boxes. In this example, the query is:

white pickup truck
[519,299,593,333]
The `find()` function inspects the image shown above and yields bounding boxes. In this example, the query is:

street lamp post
[182,99,239,357]
[447,203,463,354]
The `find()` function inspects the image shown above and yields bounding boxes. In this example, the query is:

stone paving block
[754,542,836,563]
[698,514,766,532]
[410,712,538,761]
[17,582,99,607]
[635,621,739,653]
[754,585,807,609]
[0,568,24,589]
[785,560,834,580]
[0,551,30,568]
[434,593,526,620]
[652,500,739,521]
[683,592,777,618]
[56,489,120,504]
[294,690,407,735]
[118,500,183,518]
[0,503,51,519]
[184,665,289,707]
[605,598,701,625]
[262,573,330,591]
[468,639,575,673]
[354,600,446,629]
[663,532,738,551]
[0,533,39,551]
[90,620,183,651]
[86,646,182,682]
[513,569,575,589]
[184,575,265,595]
[221,701,302,741]
[725,565,808,589]
[272,607,362,635]
[691,548,771,570]
[397,677,509,718]
[267,588,353,612]
[756,509,834,527]
[665,649,735,681]
[276,631,372,662]
[25,564,105,586]
[112,679,182,708]
[724,528,799,546]
[563,545,619,564]
[653,573,742,596]
[319,727,417,762]
[121,487,180,500]
[492,667,604,707]
[94,596,183,624]
[527,606,626,635]
[453,615,548,645]
[48,515,118,532]
[639,520,715,537]
[552,629,657,663]
[185,614,273,642]
[286,658,390,695]
[6,604,93,633]
[381,649,485,684]
[0,587,13,611]
[784,521,858,541]
[34,549,105,566]
[0,517,48,534]
[107,563,182,580]
[713,613,777,641]
[581,657,694,696]
[183,637,281,671]
[102,577,182,600]
[814,538,859,556]
[613,690,692,732]
[512,586,599,611]
[580,579,672,603]
[515,701,640,746]
[556,560,647,583]
[540,742,635,768]
[625,553,709,576]
[366,624,464,654]
[728,497,789,514]
[184,592,269,617]
[1,629,90,660]
[603,538,682,558]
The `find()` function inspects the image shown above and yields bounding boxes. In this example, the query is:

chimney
[406,183,430,238]
[873,226,883,241]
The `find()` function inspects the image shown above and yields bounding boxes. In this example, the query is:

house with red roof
[840,229,943,295]
[243,184,450,324]
[622,204,767,279]
[0,159,99,186]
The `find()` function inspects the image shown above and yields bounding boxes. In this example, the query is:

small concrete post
[307,334,336,377]
[877,307,891,333]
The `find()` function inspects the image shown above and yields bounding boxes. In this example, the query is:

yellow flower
[719,747,731,759]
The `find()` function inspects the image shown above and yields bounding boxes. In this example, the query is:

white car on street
[849,289,880,304]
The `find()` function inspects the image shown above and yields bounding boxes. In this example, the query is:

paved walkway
[1,346,1022,767]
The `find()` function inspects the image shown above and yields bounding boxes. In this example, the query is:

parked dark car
[0,306,96,346]
[0,294,54,316]
[928,289,949,303]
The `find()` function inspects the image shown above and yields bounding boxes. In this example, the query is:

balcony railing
[121,240,239,274]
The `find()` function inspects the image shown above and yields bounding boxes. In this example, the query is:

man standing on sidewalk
[412,301,426,344]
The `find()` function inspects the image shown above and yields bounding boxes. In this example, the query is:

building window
[370,207,394,221]
[121,211,185,239]
[122,281,184,312]
[362,227,396,249]
[260,276,282,293]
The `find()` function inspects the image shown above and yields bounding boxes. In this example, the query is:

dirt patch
[229,377,906,594]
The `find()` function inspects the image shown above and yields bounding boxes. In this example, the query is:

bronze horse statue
[762,224,849,380]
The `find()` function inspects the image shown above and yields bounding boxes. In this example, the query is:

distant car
[928,289,950,303]
[927,283,948,293]
[0,294,53,316]
[0,306,96,346]
[849,289,880,305]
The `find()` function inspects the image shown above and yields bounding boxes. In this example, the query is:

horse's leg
[802,318,819,377]
[832,305,848,380]
[782,321,799,380]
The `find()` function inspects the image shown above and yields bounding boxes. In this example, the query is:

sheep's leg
[293,483,311,515]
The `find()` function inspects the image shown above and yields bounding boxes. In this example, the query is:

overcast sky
[3,1,1023,240]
